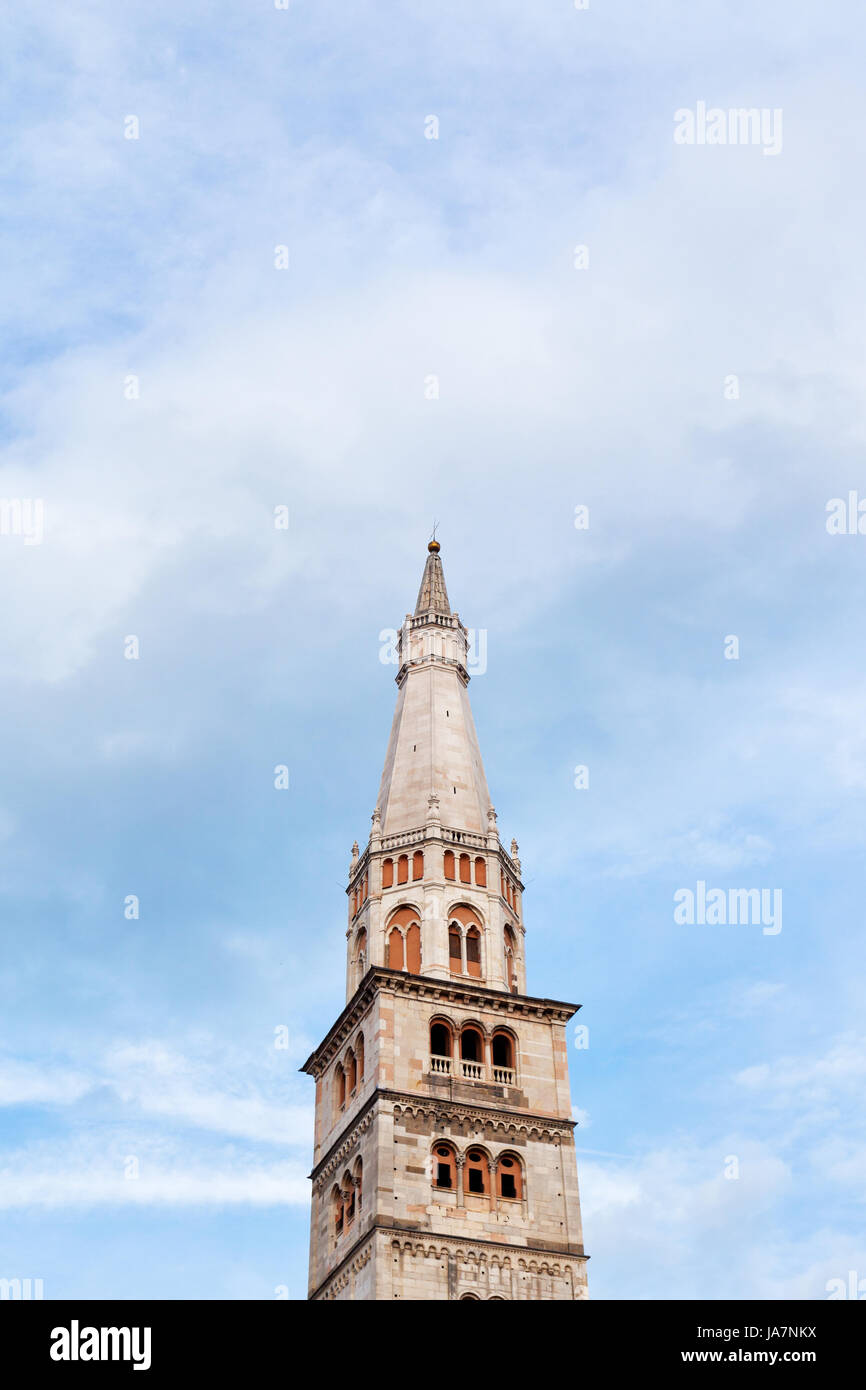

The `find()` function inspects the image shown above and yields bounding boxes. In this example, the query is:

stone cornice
[309,1224,588,1301]
[387,1093,576,1142]
[309,1088,577,1186]
[301,968,580,1078]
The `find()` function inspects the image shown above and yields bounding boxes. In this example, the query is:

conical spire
[414,540,450,616]
[375,540,491,836]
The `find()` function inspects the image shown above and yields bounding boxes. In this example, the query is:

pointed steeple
[414,539,450,616]
[375,539,491,837]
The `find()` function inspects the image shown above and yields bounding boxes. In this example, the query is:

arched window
[382,858,394,889]
[388,927,404,970]
[332,1184,344,1236]
[432,1143,456,1190]
[355,927,367,983]
[356,1033,365,1081]
[397,854,409,884]
[444,850,456,881]
[387,907,420,974]
[345,1048,356,1095]
[449,906,484,980]
[342,1170,355,1225]
[460,1293,481,1300]
[492,1030,514,1071]
[474,857,487,887]
[465,926,481,978]
[354,1157,363,1211]
[448,924,462,974]
[335,1063,346,1113]
[504,925,517,992]
[460,1026,483,1063]
[430,1020,452,1064]
[497,1153,523,1201]
[464,1148,490,1196]
[406,921,421,973]
[412,850,424,881]
[459,853,471,884]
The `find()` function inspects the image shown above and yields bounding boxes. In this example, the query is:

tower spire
[414,536,450,616]
[376,538,490,838]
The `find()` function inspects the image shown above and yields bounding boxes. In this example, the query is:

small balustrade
[429,1056,517,1085]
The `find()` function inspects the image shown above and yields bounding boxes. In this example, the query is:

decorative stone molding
[313,1110,375,1191]
[317,1238,374,1300]
[392,1095,574,1143]
[386,1230,589,1301]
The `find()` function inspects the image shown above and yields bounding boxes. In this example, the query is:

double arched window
[447,908,483,979]
[351,873,368,917]
[387,906,422,974]
[331,1156,364,1238]
[353,927,367,989]
[333,1030,366,1119]
[503,924,518,992]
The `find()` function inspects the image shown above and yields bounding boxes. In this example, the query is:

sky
[1,0,865,1300]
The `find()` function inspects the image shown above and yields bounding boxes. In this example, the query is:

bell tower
[302,541,589,1301]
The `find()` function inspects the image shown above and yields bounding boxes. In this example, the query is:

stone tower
[302,542,589,1301]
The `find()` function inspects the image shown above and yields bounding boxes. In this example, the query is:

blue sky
[1,0,864,1300]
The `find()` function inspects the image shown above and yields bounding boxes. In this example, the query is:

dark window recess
[436,1165,452,1189]
[467,1167,484,1194]
[500,1173,517,1199]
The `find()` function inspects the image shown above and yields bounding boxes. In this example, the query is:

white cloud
[0,1041,313,1148]
[0,1138,309,1210]
[0,1058,92,1107]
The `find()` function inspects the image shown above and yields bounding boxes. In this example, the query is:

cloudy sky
[1,0,864,1300]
